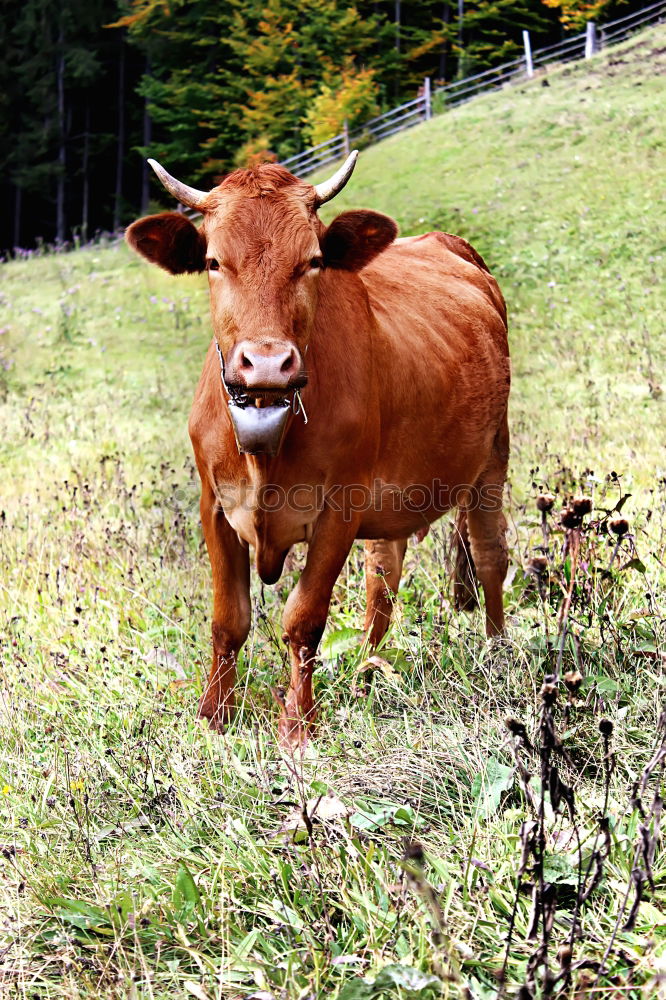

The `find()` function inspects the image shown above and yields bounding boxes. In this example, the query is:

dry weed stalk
[499,486,662,998]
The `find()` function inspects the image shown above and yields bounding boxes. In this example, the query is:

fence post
[424,76,432,120]
[585,21,597,58]
[343,119,350,156]
[523,30,534,78]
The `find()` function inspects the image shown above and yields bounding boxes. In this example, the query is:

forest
[0,0,648,252]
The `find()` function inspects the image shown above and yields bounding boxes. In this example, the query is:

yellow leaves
[104,0,174,31]
[542,0,612,30]
[304,64,379,146]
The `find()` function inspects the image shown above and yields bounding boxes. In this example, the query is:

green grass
[1,26,665,1000]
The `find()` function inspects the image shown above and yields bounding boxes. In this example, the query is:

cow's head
[126,153,397,454]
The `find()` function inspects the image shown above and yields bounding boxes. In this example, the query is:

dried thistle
[541,681,558,706]
[557,943,572,972]
[536,493,556,513]
[505,717,529,742]
[572,495,592,517]
[563,669,583,694]
[403,840,425,865]
[609,516,629,536]
[527,555,548,576]
[599,718,614,738]
[561,505,582,529]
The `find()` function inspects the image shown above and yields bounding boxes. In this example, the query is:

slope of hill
[0,26,664,1000]
[320,27,665,482]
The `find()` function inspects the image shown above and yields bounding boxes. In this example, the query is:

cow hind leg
[452,509,478,612]
[364,538,408,647]
[465,420,509,637]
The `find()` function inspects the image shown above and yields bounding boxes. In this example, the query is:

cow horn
[147,158,209,211]
[313,150,359,206]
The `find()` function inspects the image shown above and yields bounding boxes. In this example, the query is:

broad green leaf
[471,758,515,817]
[173,863,201,913]
[43,896,112,932]
[542,854,579,886]
[375,964,443,995]
[321,627,365,659]
[622,557,646,574]
[350,801,421,832]
[594,675,620,696]
[339,965,443,998]
[350,805,399,832]
[338,981,374,1000]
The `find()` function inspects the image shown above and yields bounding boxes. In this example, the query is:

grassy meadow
[1,26,665,1000]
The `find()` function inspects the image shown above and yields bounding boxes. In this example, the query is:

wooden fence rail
[280,0,666,178]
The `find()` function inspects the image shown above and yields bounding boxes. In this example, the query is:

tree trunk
[82,103,90,242]
[457,0,465,78]
[394,0,401,99]
[56,23,66,244]
[13,185,22,248]
[140,55,153,214]
[439,2,451,80]
[113,36,126,232]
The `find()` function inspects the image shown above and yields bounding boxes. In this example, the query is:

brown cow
[126,152,510,745]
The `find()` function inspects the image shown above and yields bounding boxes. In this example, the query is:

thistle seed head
[572,495,592,517]
[560,506,581,529]
[536,493,556,513]
[527,555,548,576]
[599,718,614,737]
[563,669,583,693]
[505,717,528,740]
[541,682,558,706]
[558,943,573,971]
[609,516,629,536]
[403,840,425,864]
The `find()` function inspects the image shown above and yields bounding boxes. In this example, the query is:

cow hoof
[197,696,234,733]
[273,687,316,750]
[277,718,311,752]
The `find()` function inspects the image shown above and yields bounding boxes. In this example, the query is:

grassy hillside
[1,26,665,1000]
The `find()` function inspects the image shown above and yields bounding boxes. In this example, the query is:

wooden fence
[280,0,666,179]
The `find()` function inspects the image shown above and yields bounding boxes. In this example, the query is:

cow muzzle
[224,341,307,397]
[220,340,308,457]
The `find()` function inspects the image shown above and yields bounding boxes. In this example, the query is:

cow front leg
[198,483,251,731]
[279,513,359,747]
[364,538,408,647]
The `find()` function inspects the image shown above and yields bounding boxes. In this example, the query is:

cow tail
[453,510,478,611]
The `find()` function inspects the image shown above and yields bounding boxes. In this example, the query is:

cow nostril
[280,351,295,373]
[241,353,253,370]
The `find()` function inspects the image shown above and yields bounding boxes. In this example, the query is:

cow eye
[206,259,220,271]
[309,257,323,270]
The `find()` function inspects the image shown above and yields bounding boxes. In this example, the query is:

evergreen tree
[458,0,554,75]
[111,0,246,183]
[1,0,125,246]
[228,0,388,160]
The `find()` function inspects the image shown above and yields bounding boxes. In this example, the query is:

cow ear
[321,210,397,271]
[125,212,206,275]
